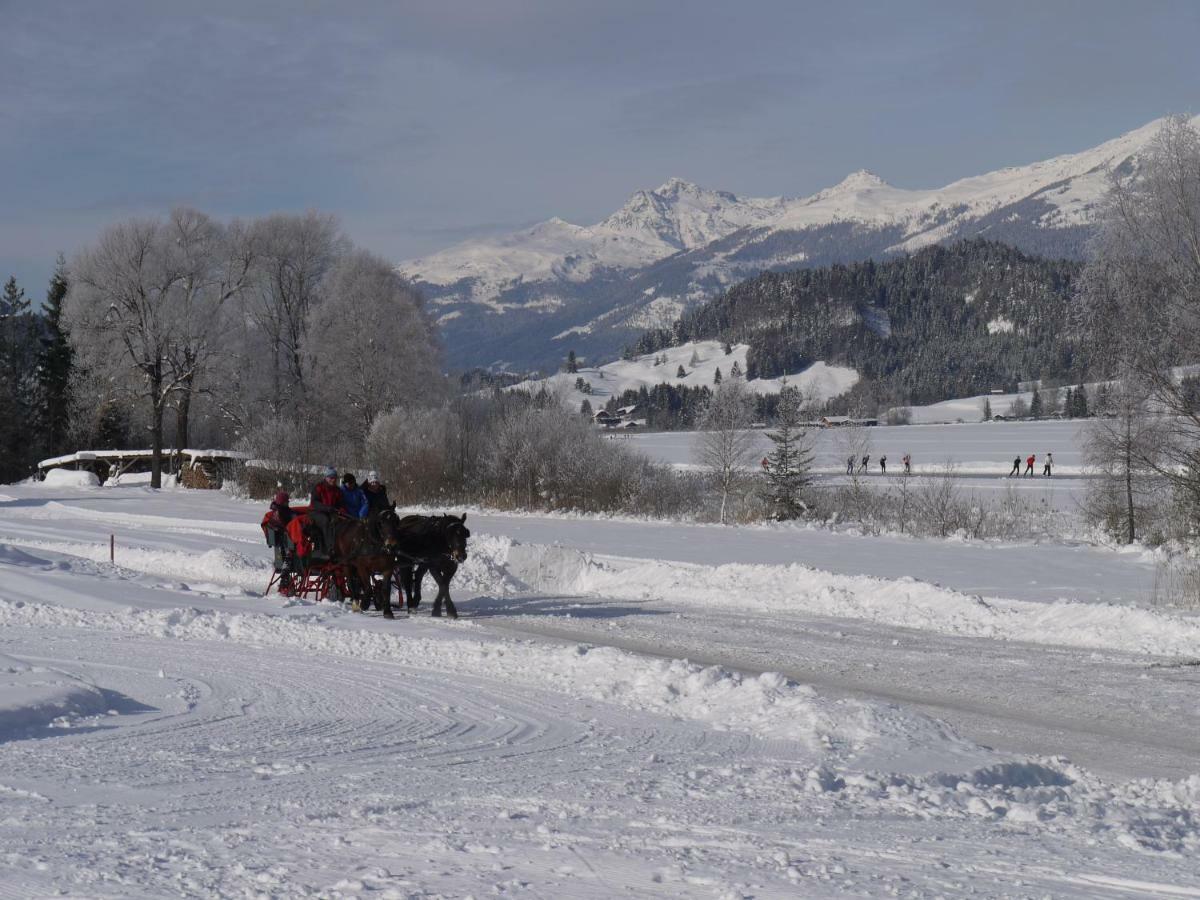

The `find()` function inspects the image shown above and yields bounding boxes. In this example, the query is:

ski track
[1,485,1200,897]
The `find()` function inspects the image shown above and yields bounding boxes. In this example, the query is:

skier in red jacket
[1024,454,1036,477]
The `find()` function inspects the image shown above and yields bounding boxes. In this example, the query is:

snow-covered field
[3,482,1200,897]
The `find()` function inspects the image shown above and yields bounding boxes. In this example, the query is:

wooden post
[110,534,114,563]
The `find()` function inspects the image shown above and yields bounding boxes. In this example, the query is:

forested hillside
[630,241,1086,409]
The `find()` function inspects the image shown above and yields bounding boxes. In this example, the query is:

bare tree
[303,250,443,443]
[694,379,758,523]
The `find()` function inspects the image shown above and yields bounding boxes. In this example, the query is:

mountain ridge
[400,115,1194,372]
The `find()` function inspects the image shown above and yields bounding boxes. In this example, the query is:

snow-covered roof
[38,449,250,469]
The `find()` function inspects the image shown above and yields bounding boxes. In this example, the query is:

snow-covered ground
[624,420,1090,514]
[511,340,859,409]
[2,482,1200,897]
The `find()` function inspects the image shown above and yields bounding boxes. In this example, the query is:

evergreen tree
[0,276,39,481]
[580,398,593,417]
[723,341,733,355]
[689,348,701,367]
[730,360,743,379]
[760,384,813,520]
[1073,383,1089,418]
[982,397,992,421]
[37,255,73,456]
[713,367,722,385]
[1029,388,1043,419]
[565,350,578,374]
[676,364,686,378]
[1064,387,1075,419]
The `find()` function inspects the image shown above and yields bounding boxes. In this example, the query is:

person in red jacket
[308,466,344,558]
[1024,453,1036,477]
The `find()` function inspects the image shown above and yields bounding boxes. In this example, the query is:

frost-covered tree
[760,383,813,519]
[695,379,757,524]
[730,360,743,379]
[247,212,343,413]
[1080,115,1200,516]
[982,397,992,421]
[304,250,442,443]
[1029,388,1043,419]
[713,367,722,385]
[1082,376,1164,543]
[68,210,257,484]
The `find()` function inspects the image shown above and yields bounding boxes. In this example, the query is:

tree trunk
[150,368,164,490]
[1123,416,1135,544]
[175,374,193,454]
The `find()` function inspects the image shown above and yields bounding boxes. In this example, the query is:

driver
[308,466,344,558]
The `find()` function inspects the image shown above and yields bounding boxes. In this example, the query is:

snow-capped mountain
[401,116,1194,372]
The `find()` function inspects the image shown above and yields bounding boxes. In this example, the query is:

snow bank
[42,469,100,488]
[0,651,108,738]
[500,541,1200,658]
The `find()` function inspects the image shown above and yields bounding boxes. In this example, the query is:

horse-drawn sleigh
[262,504,470,619]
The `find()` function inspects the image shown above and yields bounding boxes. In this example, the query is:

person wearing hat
[263,490,297,591]
[341,472,369,519]
[363,470,392,515]
[308,466,345,558]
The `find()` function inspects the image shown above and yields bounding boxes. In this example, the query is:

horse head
[375,507,403,553]
[444,512,469,563]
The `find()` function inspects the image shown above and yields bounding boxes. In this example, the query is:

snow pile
[500,541,1200,658]
[510,339,858,407]
[0,651,108,738]
[42,469,100,488]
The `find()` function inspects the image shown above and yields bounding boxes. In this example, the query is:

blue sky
[3,0,1198,298]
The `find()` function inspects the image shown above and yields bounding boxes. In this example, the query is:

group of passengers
[265,467,391,558]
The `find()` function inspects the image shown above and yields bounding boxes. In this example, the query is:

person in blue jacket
[340,472,369,519]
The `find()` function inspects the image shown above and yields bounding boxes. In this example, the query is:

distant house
[817,416,878,428]
[594,404,641,429]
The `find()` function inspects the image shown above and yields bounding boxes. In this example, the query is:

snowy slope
[401,115,1196,372]
[510,339,859,408]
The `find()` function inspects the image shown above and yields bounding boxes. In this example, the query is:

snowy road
[2,484,1199,897]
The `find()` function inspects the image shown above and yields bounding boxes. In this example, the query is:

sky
[3,0,1199,300]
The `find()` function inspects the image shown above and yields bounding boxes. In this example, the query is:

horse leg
[443,562,458,619]
[350,562,365,612]
[411,564,427,610]
[379,575,394,619]
[398,565,417,610]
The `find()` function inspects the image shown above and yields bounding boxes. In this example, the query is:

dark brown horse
[387,513,470,619]
[306,508,405,618]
